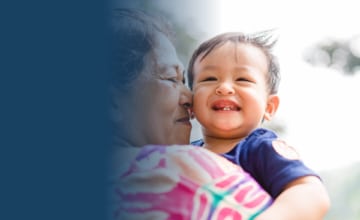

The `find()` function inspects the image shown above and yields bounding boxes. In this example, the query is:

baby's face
[191,42,274,139]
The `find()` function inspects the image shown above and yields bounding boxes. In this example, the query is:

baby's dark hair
[187,30,280,94]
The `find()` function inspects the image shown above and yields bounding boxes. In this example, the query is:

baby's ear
[264,94,279,121]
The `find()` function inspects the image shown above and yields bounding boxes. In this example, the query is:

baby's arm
[237,129,330,219]
[255,175,330,220]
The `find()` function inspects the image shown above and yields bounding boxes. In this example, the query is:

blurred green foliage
[303,36,360,74]
[321,162,360,220]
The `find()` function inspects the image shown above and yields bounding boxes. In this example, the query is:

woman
[110,8,192,148]
[109,8,272,220]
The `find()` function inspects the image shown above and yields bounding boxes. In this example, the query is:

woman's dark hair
[111,8,174,90]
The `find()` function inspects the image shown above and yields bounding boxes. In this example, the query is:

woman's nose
[180,86,193,109]
[215,82,235,95]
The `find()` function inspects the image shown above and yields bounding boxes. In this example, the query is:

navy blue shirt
[192,128,319,198]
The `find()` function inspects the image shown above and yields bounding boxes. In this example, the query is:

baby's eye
[202,76,217,82]
[236,77,252,82]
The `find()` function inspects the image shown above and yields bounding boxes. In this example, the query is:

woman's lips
[176,116,192,126]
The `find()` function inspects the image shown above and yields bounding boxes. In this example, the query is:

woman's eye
[167,77,179,83]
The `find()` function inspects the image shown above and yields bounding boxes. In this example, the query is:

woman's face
[121,33,192,146]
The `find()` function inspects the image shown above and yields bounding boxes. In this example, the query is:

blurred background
[117,0,360,219]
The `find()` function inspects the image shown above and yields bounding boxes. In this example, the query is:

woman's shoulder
[110,144,273,219]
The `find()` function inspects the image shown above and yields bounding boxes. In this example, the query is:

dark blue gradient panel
[1,0,111,219]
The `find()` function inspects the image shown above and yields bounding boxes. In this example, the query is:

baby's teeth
[223,107,231,111]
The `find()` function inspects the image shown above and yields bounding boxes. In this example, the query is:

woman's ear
[264,94,280,121]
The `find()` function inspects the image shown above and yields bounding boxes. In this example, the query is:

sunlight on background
[211,0,360,172]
